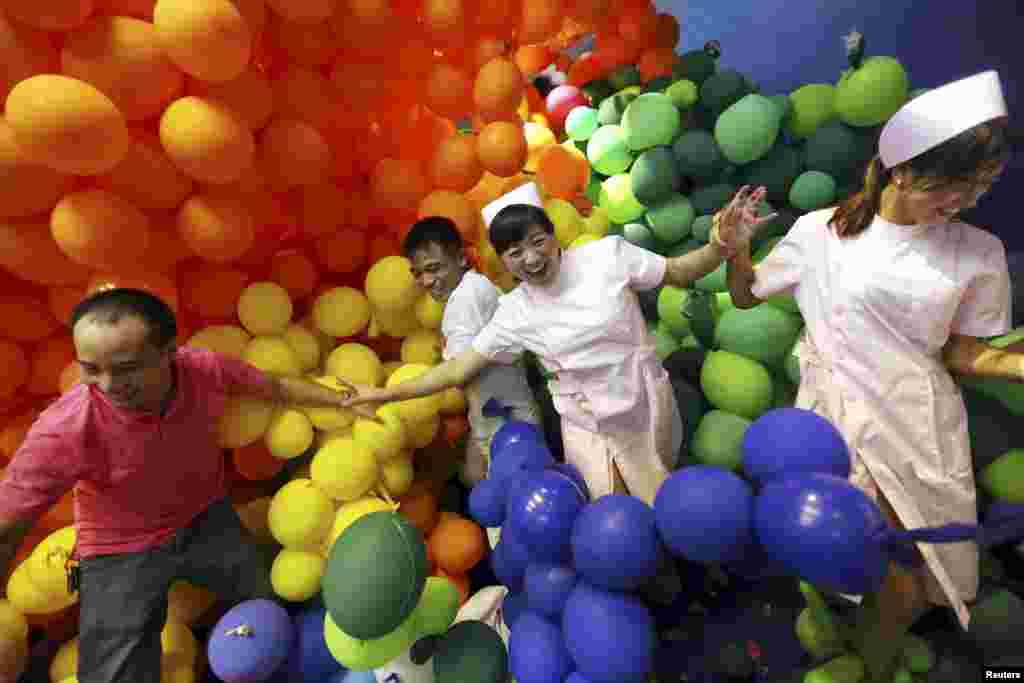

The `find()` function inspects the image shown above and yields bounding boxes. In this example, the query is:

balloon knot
[225,624,254,637]
[843,30,865,69]
[703,40,722,59]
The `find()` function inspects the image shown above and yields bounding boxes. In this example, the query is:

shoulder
[793,208,837,235]
[25,386,91,442]
[952,221,1005,254]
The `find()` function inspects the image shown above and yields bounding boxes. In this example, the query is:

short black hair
[69,288,178,348]
[488,204,555,255]
[403,216,464,258]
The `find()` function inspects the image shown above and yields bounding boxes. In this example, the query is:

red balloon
[545,85,590,132]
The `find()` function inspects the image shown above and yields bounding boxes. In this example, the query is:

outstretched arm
[944,334,1024,381]
[339,350,492,406]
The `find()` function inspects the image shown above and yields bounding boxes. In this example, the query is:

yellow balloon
[265,408,314,459]
[371,305,420,339]
[166,581,217,625]
[301,377,355,431]
[365,256,421,312]
[570,233,601,249]
[271,549,325,602]
[385,364,444,423]
[26,526,76,598]
[325,497,396,551]
[161,620,198,670]
[6,562,75,615]
[407,416,441,450]
[440,387,467,414]
[325,343,383,387]
[380,455,415,497]
[244,336,302,376]
[237,282,293,336]
[282,324,321,373]
[218,396,274,449]
[311,437,378,502]
[187,325,250,358]
[401,329,443,365]
[544,198,583,247]
[152,0,252,83]
[50,637,78,682]
[268,479,334,549]
[352,405,406,462]
[524,121,556,173]
[0,600,27,641]
[582,205,611,237]
[160,659,197,683]
[312,287,371,338]
[414,293,444,330]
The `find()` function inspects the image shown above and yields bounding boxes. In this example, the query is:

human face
[409,243,467,302]
[73,315,175,411]
[499,224,561,287]
[895,162,1005,225]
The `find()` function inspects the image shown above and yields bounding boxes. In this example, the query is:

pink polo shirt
[0,346,272,558]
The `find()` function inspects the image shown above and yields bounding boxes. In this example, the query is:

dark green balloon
[434,620,509,683]
[582,80,615,107]
[689,183,738,216]
[665,238,704,257]
[699,69,752,120]
[673,130,727,182]
[674,49,717,85]
[608,65,642,91]
[631,146,680,205]
[803,120,875,183]
[742,143,804,201]
[322,511,429,641]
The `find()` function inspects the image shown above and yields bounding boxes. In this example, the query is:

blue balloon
[469,477,508,528]
[723,536,792,582]
[571,495,662,591]
[742,408,851,485]
[654,465,755,563]
[548,462,591,502]
[491,419,545,460]
[563,583,655,683]
[754,473,888,594]
[525,563,577,618]
[332,671,376,683]
[490,439,554,482]
[492,528,535,593]
[208,599,294,682]
[507,471,586,560]
[503,590,528,629]
[286,607,344,682]
[510,613,574,683]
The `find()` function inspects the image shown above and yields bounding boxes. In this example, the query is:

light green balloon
[657,285,691,337]
[691,214,714,243]
[324,610,419,672]
[700,350,774,420]
[416,576,460,636]
[714,93,782,164]
[623,222,656,251]
[692,410,752,470]
[786,83,836,139]
[666,79,699,109]
[835,56,909,127]
[789,170,837,211]
[566,106,599,141]
[599,174,646,224]
[621,93,681,151]
[645,194,695,244]
[587,125,634,176]
[652,320,682,360]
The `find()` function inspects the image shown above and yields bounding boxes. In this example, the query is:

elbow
[729,290,760,309]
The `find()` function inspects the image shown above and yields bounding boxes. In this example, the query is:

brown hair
[829,120,1010,237]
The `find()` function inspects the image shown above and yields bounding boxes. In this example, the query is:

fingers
[353,405,385,423]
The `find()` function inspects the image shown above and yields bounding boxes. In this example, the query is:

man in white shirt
[404,217,543,489]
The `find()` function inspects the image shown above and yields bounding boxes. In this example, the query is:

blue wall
[664,0,1022,251]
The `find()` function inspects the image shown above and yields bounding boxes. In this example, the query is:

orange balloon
[268,249,319,302]
[474,0,516,36]
[418,190,480,244]
[618,0,658,45]
[177,193,256,264]
[473,57,525,122]
[51,189,152,273]
[638,46,677,83]
[423,0,466,44]
[399,487,440,537]
[424,63,473,121]
[651,12,680,50]
[271,13,339,67]
[471,35,508,70]
[430,133,484,193]
[87,271,180,318]
[141,221,194,275]
[371,158,430,213]
[0,409,35,460]
[518,0,562,44]
[536,144,590,200]
[429,515,486,574]
[566,50,608,87]
[367,232,400,263]
[180,264,250,320]
[0,219,94,287]
[433,568,470,606]
[0,340,28,402]
[48,285,88,326]
[315,228,368,275]
[259,118,333,188]
[38,490,75,532]
[442,414,469,445]
[394,105,456,164]
[514,44,554,76]
[0,295,61,343]
[232,440,284,481]
[593,32,639,70]
[477,121,528,177]
[26,334,75,396]
[59,361,81,394]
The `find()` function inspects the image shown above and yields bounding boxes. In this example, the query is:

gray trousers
[78,498,276,683]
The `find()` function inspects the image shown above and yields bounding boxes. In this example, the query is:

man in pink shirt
[0,288,361,683]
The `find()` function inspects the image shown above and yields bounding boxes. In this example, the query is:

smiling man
[0,287,363,683]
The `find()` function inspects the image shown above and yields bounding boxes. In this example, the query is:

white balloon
[373,648,435,683]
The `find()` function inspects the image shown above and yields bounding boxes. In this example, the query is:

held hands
[711,185,778,258]
[333,378,385,413]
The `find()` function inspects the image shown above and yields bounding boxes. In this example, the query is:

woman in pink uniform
[725,71,1020,682]
[340,182,765,507]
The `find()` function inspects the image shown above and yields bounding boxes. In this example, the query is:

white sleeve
[614,236,667,291]
[751,216,813,299]
[471,300,526,363]
[952,232,1013,338]
[442,280,499,359]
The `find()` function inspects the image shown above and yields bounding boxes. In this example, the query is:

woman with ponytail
[726,71,1019,682]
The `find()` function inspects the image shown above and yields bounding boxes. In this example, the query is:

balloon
[489,439,553,482]
[654,466,754,563]
[374,647,436,683]
[323,511,430,641]
[506,470,586,561]
[742,408,851,485]
[489,416,545,460]
[207,600,294,682]
[468,477,508,528]
[509,612,573,683]
[502,591,528,630]
[286,607,345,682]
[416,576,461,635]
[324,610,420,672]
[524,564,577,618]
[571,495,661,591]
[433,620,509,683]
[491,528,534,593]
[563,583,655,683]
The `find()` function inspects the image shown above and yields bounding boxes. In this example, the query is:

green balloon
[741,143,804,201]
[690,183,737,216]
[835,56,909,127]
[609,65,642,90]
[674,49,717,85]
[416,576,461,636]
[597,91,639,125]
[566,106,599,141]
[786,83,836,139]
[714,304,803,368]
[434,620,509,683]
[584,175,603,204]
[622,222,656,251]
[582,80,615,106]
[692,410,752,470]
[700,350,774,420]
[804,121,875,183]
[714,93,782,164]
[324,608,420,671]
[767,94,793,123]
[685,290,718,349]
[789,170,837,211]
[673,130,728,182]
[657,285,691,337]
[645,193,695,244]
[587,125,634,176]
[980,449,1024,503]
[784,349,801,386]
[652,320,682,361]
[631,146,680,206]
[700,69,752,120]
[599,174,645,223]
[771,371,797,409]
[622,93,681,151]
[666,79,699,109]
[691,214,714,243]
[901,634,935,674]
[695,262,727,293]
[665,238,703,257]
[322,511,429,641]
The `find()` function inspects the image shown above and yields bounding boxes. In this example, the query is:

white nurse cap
[481,182,544,229]
[879,70,1008,168]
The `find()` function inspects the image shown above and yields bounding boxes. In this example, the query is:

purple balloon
[208,599,294,682]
